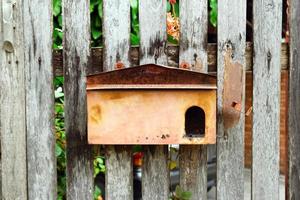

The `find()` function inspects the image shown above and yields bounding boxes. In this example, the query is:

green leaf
[130,0,138,9]
[92,27,102,40]
[98,0,103,18]
[58,15,63,27]
[94,185,102,200]
[55,144,63,157]
[53,0,61,17]
[181,191,192,200]
[130,33,140,45]
[167,1,171,12]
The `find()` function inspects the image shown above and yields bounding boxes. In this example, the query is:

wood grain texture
[139,0,167,65]
[216,0,246,199]
[103,0,131,70]
[142,146,169,200]
[63,0,94,199]
[178,1,208,199]
[252,0,282,199]
[139,1,169,199]
[23,0,56,199]
[102,1,133,199]
[105,146,133,200]
[288,0,300,199]
[0,0,27,199]
[52,43,289,77]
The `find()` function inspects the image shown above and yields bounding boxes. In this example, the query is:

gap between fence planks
[102,0,133,199]
[52,43,289,77]
[216,0,246,199]
[288,0,300,199]
[139,1,169,200]
[178,0,208,199]
[63,0,94,199]
[252,0,282,199]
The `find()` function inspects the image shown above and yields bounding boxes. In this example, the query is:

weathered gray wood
[252,0,282,199]
[23,0,56,198]
[139,1,169,199]
[52,43,290,77]
[105,146,133,200]
[142,146,169,199]
[179,146,207,200]
[63,0,94,199]
[102,1,133,199]
[216,0,246,200]
[139,0,167,65]
[0,0,27,199]
[178,1,208,199]
[103,0,131,70]
[288,0,300,199]
[179,0,207,72]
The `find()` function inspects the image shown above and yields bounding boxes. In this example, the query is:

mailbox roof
[87,64,216,90]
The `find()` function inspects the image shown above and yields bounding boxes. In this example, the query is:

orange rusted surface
[87,64,217,145]
[87,90,216,144]
[222,48,244,130]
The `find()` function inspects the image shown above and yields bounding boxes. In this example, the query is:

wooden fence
[0,0,299,200]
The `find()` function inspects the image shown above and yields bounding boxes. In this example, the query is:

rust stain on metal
[222,48,244,130]
[90,105,102,124]
[180,61,191,69]
[115,61,124,69]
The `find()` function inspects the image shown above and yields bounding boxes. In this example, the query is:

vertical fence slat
[0,1,27,199]
[178,1,208,199]
[24,0,56,198]
[252,0,282,199]
[139,1,169,199]
[103,1,133,199]
[216,0,246,199]
[63,0,94,199]
[139,0,167,65]
[103,0,131,70]
[289,0,300,199]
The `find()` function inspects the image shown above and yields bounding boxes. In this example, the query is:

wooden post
[178,0,208,199]
[103,0,133,199]
[23,0,56,198]
[63,0,94,199]
[139,1,169,199]
[216,0,246,199]
[252,0,282,199]
[0,0,27,199]
[288,0,300,199]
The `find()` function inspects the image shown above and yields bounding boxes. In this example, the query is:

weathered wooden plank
[139,0,167,65]
[178,1,208,199]
[252,0,282,199]
[102,1,133,199]
[216,0,246,200]
[23,0,56,198]
[63,0,94,199]
[0,0,27,199]
[103,0,131,70]
[139,1,169,199]
[105,146,133,200]
[52,43,289,77]
[288,0,300,199]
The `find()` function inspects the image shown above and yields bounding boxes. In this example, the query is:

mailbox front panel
[87,90,216,144]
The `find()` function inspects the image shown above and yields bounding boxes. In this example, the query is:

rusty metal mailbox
[87,64,216,144]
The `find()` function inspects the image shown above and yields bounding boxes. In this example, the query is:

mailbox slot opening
[185,106,205,137]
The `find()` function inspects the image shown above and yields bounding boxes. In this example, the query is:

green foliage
[53,0,218,48]
[170,186,192,200]
[209,0,217,27]
[54,77,105,200]
[94,156,106,178]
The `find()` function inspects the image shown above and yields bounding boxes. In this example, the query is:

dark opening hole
[185,106,205,137]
